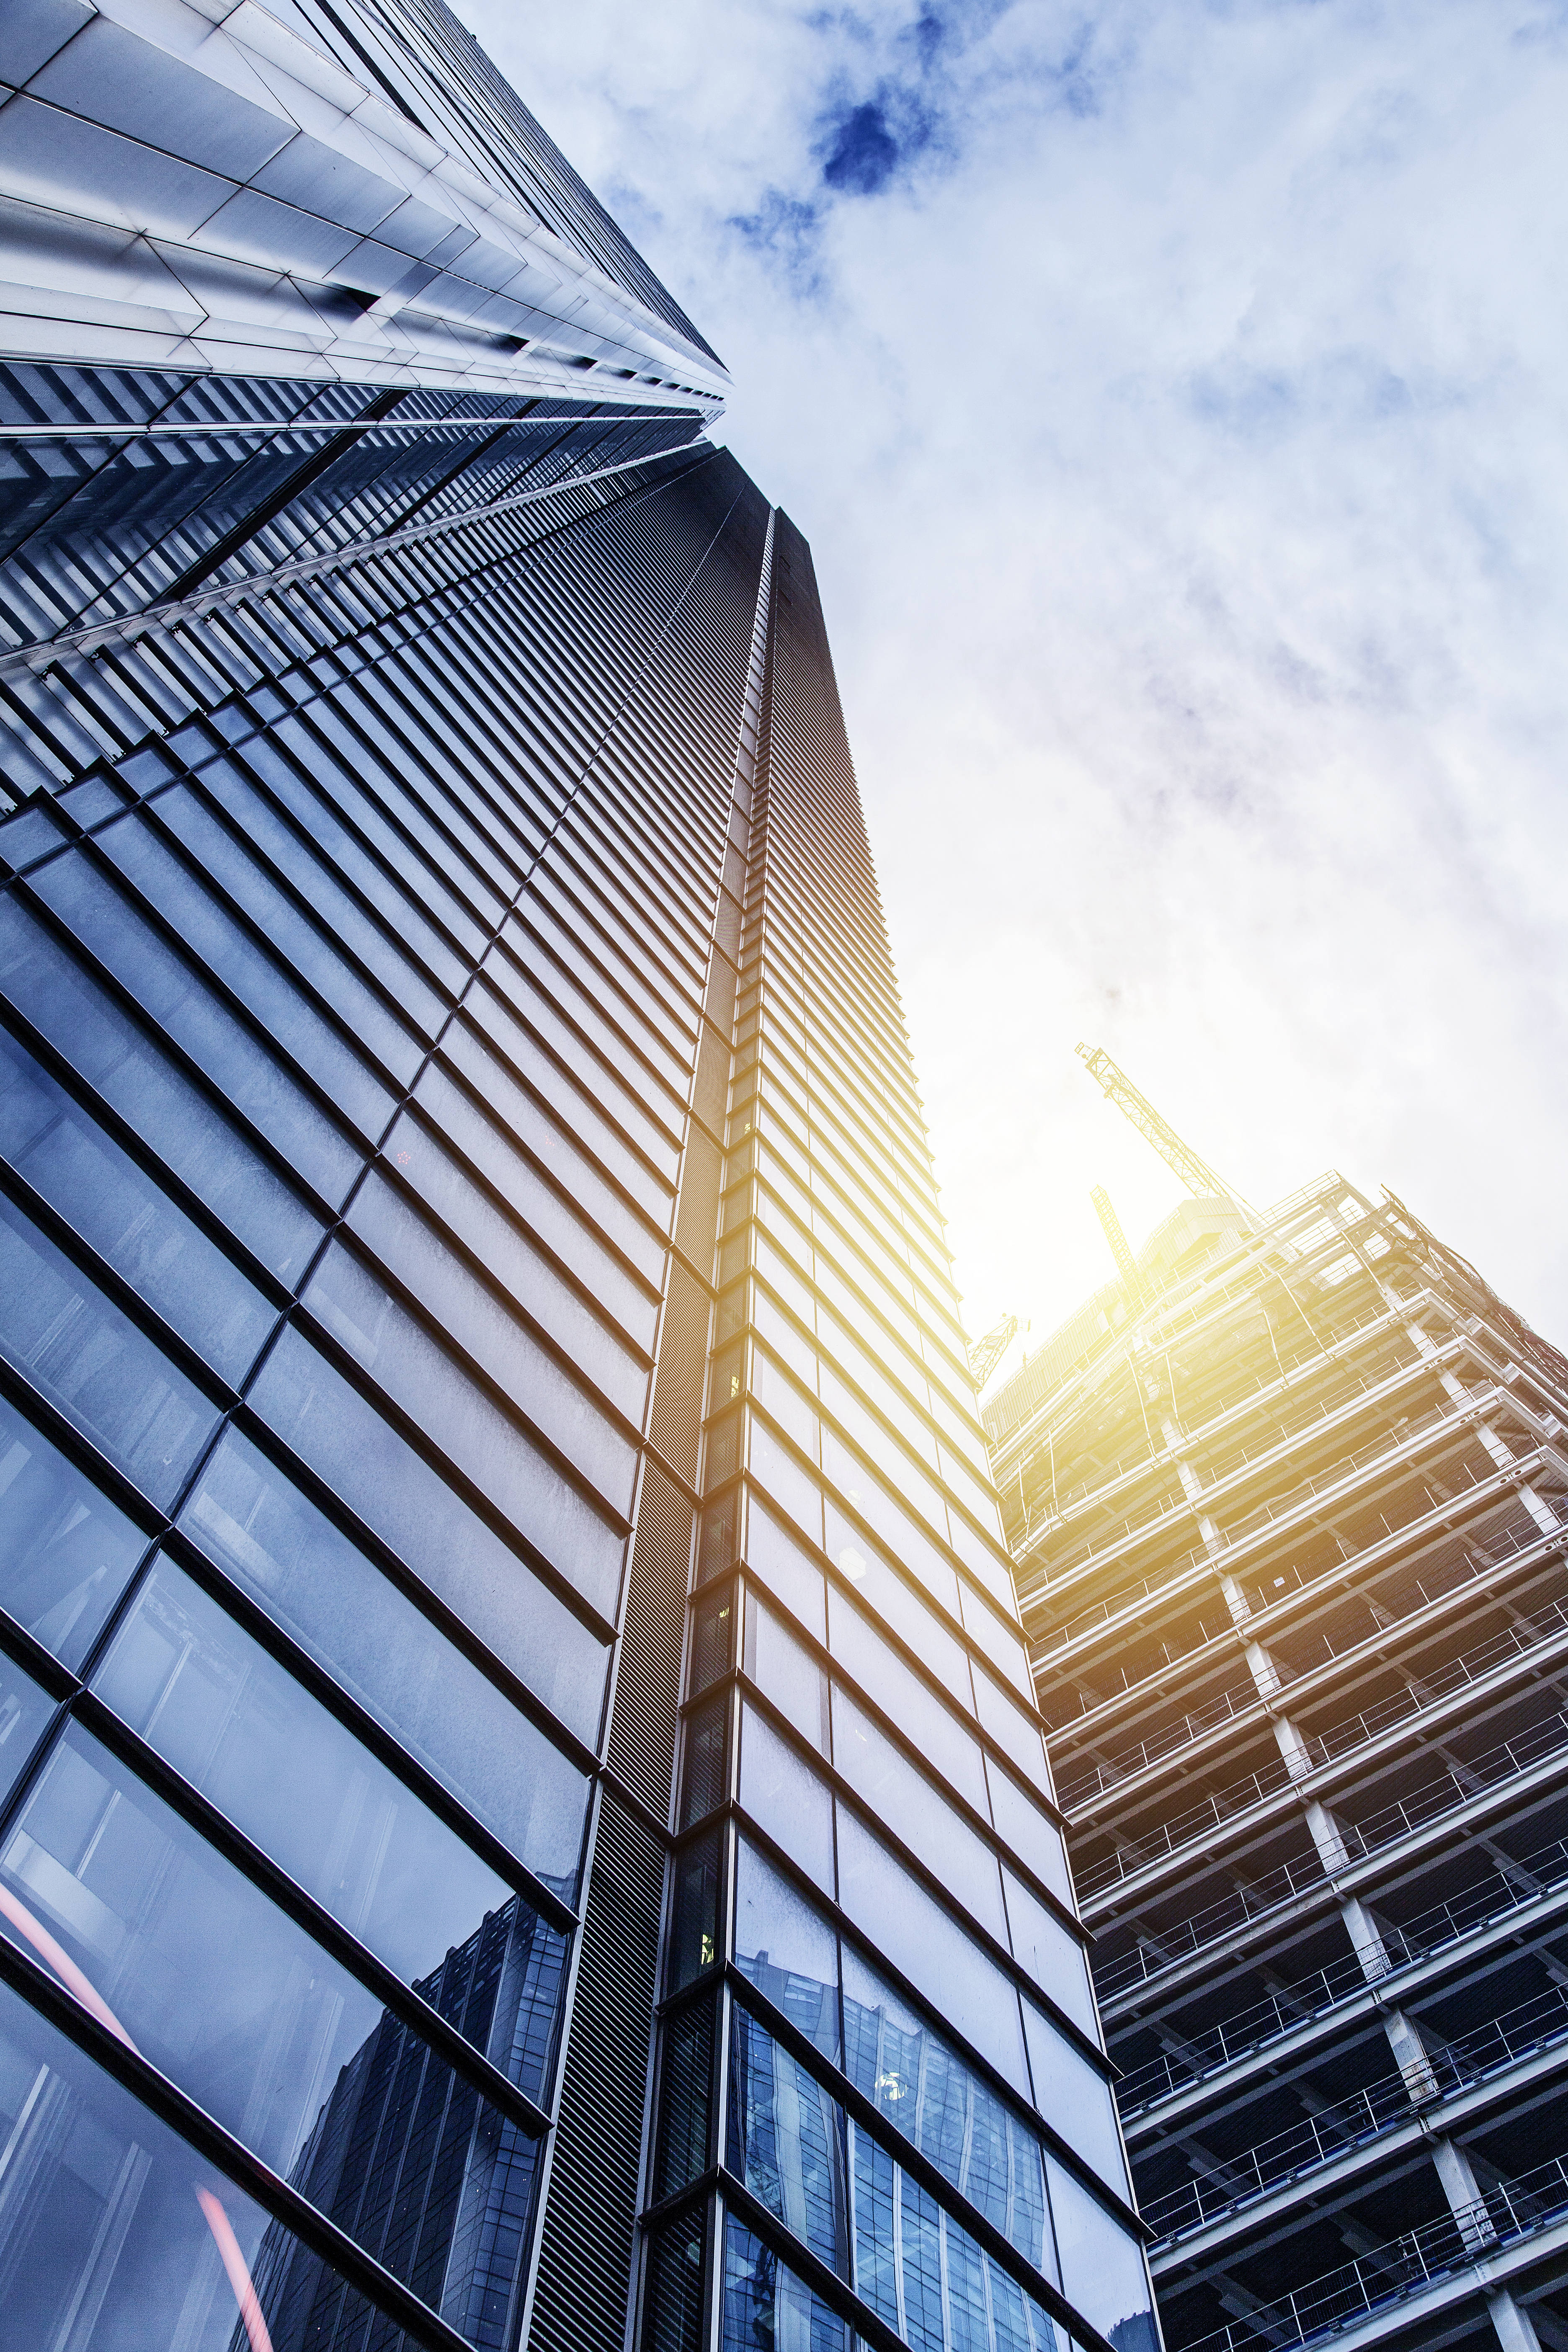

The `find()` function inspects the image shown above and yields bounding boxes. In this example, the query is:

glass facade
[0,6,1155,2351]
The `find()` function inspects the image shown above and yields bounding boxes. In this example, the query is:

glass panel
[0,1973,389,2352]
[720,2217,853,2352]
[1002,1873,1098,2041]
[0,1391,146,1668]
[0,1027,274,1385]
[95,818,395,1140]
[831,1693,1005,1943]
[985,1759,1073,1907]
[291,1254,631,1608]
[0,1194,220,1509]
[92,1561,568,2093]
[246,1330,611,1745]
[21,861,361,1210]
[378,1106,657,1391]
[325,1190,643,1496]
[179,1428,593,1894]
[853,2123,899,2330]
[834,1811,1029,2097]
[960,1587,1034,1700]
[827,1589,986,1813]
[746,1421,824,1551]
[738,1706,834,1895]
[822,1502,972,1715]
[744,1596,828,1757]
[0,1646,55,1811]
[974,1671,1055,1805]
[152,784,425,1084]
[743,1497,825,1641]
[1021,2002,1130,2200]
[818,1430,959,1624]
[727,2004,848,2279]
[733,1838,840,2063]
[1044,2159,1159,2352]
[0,896,326,1282]
[0,1724,538,2321]
[842,1946,1048,2272]
[900,2171,945,2352]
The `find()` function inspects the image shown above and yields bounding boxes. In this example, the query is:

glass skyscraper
[0,6,1156,2351]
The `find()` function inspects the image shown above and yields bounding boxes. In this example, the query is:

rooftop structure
[985,1175,1568,2352]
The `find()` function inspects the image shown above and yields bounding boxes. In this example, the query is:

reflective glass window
[831,1692,1005,1943]
[246,1330,611,1738]
[336,1175,647,1474]
[733,1837,840,2063]
[819,1426,959,1622]
[0,898,324,1281]
[0,1194,220,1509]
[985,1759,1073,1906]
[25,859,362,1208]
[0,1391,146,1668]
[179,1427,593,1890]
[152,786,426,1081]
[0,1975,389,2352]
[743,1498,825,1640]
[0,1646,54,1810]
[747,1422,824,1551]
[96,818,396,1140]
[727,2004,848,2280]
[842,1945,1049,2272]
[446,1003,673,1226]
[0,1724,538,2315]
[721,2217,853,2352]
[738,1705,834,1894]
[93,1562,568,2092]
[234,730,470,994]
[1043,2159,1158,2352]
[834,1810,1029,2097]
[827,1587,986,1813]
[0,1029,275,1385]
[1003,1873,1098,2042]
[823,1505,972,1713]
[960,1586,1034,1698]
[389,1085,660,1357]
[295,1249,630,1600]
[1021,2002,1130,2200]
[189,757,451,1035]
[743,1595,828,1757]
[975,1672,1055,1804]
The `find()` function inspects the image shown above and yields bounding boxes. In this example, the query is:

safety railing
[1070,1597,1568,1869]
[1178,2154,1568,2350]
[1116,1830,1568,2110]
[1096,1715,1568,1985]
[1144,1981,1568,2242]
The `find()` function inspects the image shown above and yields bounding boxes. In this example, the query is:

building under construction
[984,1144,1568,2352]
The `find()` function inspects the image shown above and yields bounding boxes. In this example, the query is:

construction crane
[968,1312,1020,1390]
[1076,1042,1258,1223]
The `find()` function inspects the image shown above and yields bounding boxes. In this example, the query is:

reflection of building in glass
[0,3,1148,2349]
[986,1179,1568,2352]
[248,1898,565,2352]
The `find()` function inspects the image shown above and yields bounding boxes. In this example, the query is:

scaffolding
[985,1175,1568,2352]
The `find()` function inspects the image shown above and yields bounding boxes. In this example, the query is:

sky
[462,0,1568,1364]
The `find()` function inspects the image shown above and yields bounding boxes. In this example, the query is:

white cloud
[464,0,1568,1347]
